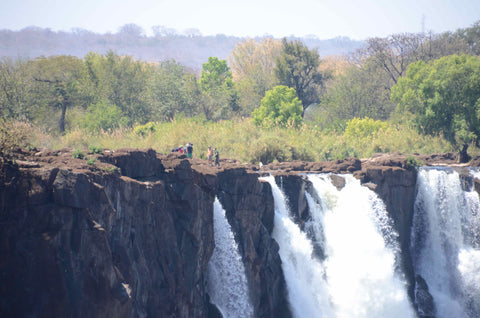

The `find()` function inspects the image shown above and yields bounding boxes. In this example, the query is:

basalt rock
[2,149,479,318]
[216,168,291,318]
[1,150,216,318]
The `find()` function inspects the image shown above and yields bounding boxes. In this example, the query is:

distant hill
[0,27,365,70]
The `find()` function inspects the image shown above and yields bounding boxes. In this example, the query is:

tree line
[1,21,480,155]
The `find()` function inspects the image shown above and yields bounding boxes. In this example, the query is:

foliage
[37,117,459,165]
[318,60,396,123]
[88,145,103,154]
[72,149,85,159]
[391,54,480,148]
[80,100,128,133]
[228,38,282,115]
[133,122,157,137]
[343,117,389,138]
[200,57,239,120]
[86,157,97,165]
[0,58,32,120]
[30,55,90,132]
[149,60,201,121]
[252,85,303,127]
[84,51,154,125]
[0,120,31,160]
[404,156,424,169]
[275,38,323,115]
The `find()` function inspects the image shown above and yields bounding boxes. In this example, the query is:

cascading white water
[307,174,415,318]
[262,174,414,318]
[206,198,254,318]
[411,168,480,318]
[261,175,334,318]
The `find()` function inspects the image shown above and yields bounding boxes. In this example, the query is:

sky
[0,0,479,40]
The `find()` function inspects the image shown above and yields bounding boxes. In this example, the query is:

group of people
[171,143,220,166]
[171,143,194,158]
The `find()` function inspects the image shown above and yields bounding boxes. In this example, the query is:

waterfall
[411,168,480,318]
[261,175,334,317]
[206,198,254,318]
[262,174,415,318]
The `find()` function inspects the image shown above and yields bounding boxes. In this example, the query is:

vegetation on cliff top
[1,22,480,163]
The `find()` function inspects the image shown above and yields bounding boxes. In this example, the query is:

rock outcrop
[1,149,218,317]
[2,149,480,318]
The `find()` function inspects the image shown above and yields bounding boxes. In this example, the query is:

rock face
[1,149,217,317]
[2,149,480,318]
[216,168,291,318]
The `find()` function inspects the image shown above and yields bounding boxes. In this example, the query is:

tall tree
[228,38,281,114]
[391,54,480,160]
[0,58,31,120]
[319,59,395,123]
[84,51,154,125]
[252,85,303,127]
[200,56,239,120]
[274,38,323,117]
[149,59,201,120]
[30,55,88,132]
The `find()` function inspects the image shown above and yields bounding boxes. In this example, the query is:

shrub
[343,117,389,138]
[252,85,303,127]
[72,149,85,159]
[88,145,103,154]
[0,120,30,160]
[133,122,157,137]
[81,101,128,133]
[404,156,424,169]
[86,157,96,165]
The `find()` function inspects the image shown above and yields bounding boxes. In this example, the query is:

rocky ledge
[1,148,479,318]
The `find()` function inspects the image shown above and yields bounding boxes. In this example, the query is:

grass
[24,117,474,164]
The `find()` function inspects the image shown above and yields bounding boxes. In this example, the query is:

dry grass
[26,117,465,164]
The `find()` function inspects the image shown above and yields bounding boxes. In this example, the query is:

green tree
[84,51,153,125]
[274,38,323,116]
[318,59,395,124]
[391,54,480,159]
[252,85,303,127]
[200,56,239,120]
[30,55,89,133]
[80,100,128,132]
[149,60,201,120]
[228,38,282,115]
[0,58,32,120]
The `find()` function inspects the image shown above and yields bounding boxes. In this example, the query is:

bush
[81,101,128,133]
[344,117,389,138]
[404,156,424,169]
[133,122,157,137]
[86,157,96,165]
[88,145,103,154]
[72,149,85,159]
[0,120,30,160]
[252,85,303,128]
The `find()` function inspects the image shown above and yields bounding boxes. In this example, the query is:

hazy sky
[1,0,479,39]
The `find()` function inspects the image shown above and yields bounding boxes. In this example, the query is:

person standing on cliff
[186,143,193,158]
[207,146,213,166]
[214,148,220,166]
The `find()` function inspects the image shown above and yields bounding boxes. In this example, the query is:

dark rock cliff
[2,149,479,318]
[1,149,218,317]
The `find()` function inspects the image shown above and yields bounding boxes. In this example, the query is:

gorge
[1,148,480,318]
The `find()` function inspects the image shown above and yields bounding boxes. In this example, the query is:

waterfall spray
[206,198,254,318]
[411,168,480,318]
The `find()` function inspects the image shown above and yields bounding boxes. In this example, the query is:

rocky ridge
[1,148,479,317]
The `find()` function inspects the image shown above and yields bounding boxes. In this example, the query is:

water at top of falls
[206,198,254,318]
[411,168,480,318]
[261,174,414,318]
